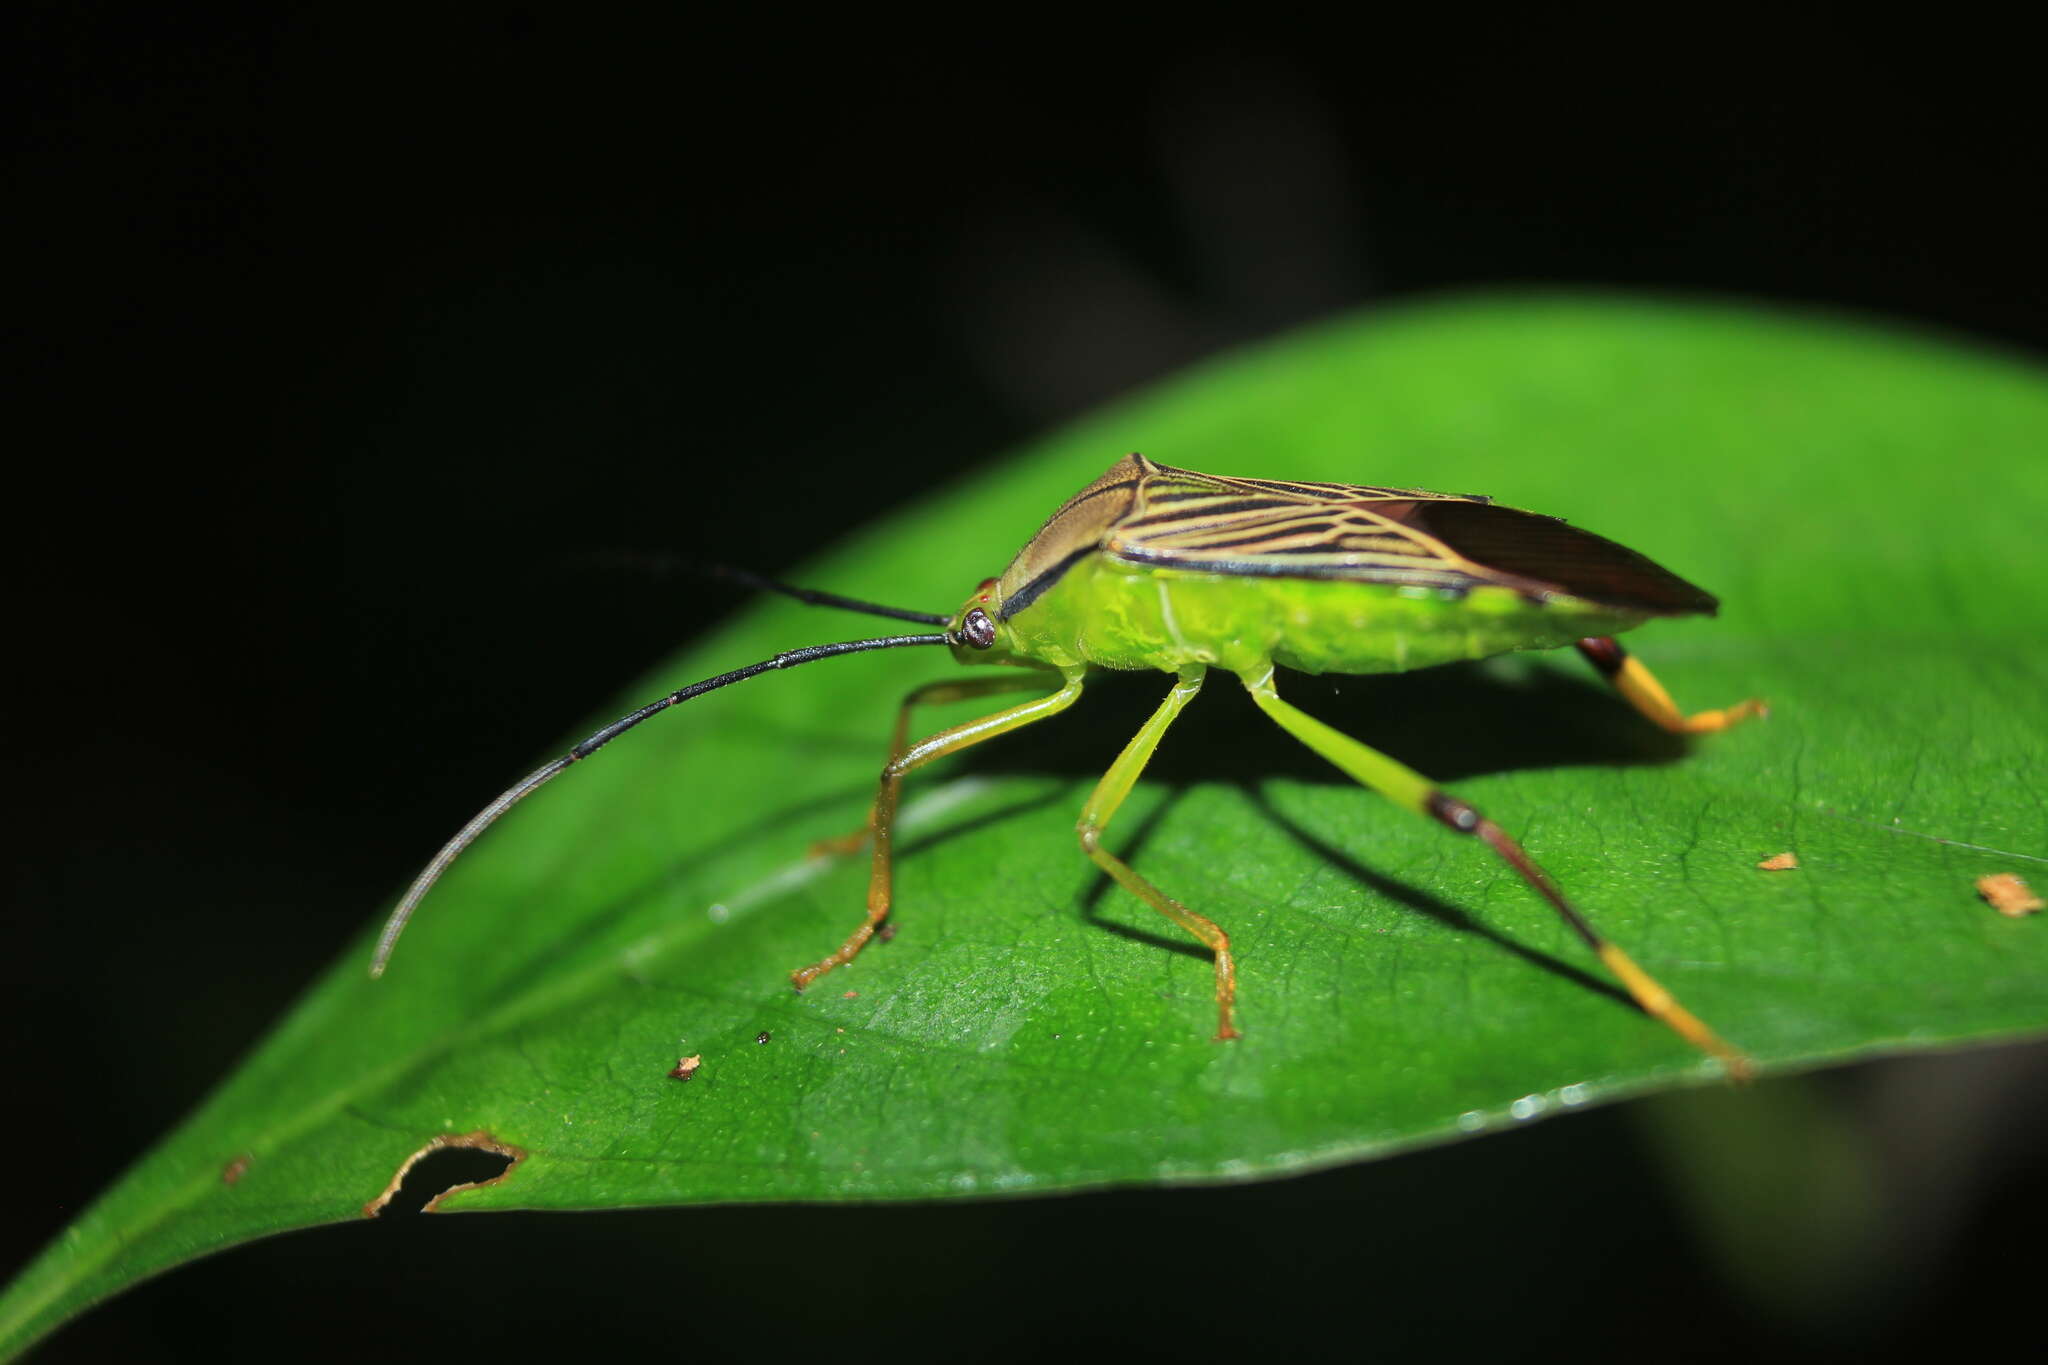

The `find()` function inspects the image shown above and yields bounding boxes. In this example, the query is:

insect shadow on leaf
[927,663,1669,1009]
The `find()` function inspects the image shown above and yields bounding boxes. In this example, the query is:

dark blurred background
[9,13,2046,1361]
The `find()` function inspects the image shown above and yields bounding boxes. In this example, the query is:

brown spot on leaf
[1978,873,2045,918]
[668,1054,702,1081]
[362,1131,526,1218]
[221,1155,250,1186]
[1756,852,1799,871]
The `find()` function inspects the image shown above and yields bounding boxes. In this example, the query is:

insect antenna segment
[369,628,954,978]
[575,554,951,627]
[705,566,950,626]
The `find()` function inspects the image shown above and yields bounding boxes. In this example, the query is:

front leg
[791,667,1086,990]
[811,672,1060,857]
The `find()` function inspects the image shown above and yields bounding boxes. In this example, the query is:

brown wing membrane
[994,454,1146,619]
[998,454,1720,622]
[1395,500,1718,616]
[1101,459,1503,594]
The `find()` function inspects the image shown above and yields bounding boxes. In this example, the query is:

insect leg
[1242,668,1750,1078]
[791,666,1087,991]
[1575,637,1767,734]
[1073,668,1241,1041]
[812,673,1061,857]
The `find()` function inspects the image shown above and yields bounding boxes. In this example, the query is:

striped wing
[1105,457,1717,616]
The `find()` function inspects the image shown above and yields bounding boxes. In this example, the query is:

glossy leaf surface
[7,295,2046,1358]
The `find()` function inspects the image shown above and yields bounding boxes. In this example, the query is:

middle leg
[1073,666,1242,1040]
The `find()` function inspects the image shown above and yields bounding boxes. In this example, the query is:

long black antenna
[576,554,950,626]
[707,565,949,625]
[370,630,952,977]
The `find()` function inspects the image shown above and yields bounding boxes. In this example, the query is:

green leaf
[8,294,2047,1357]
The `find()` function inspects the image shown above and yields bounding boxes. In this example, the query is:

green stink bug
[373,453,1765,1075]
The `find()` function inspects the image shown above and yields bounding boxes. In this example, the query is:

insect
[373,453,1766,1074]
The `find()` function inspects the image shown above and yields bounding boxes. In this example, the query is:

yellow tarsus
[1598,944,1753,1082]
[1614,656,1768,735]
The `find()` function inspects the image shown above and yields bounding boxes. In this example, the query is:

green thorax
[989,553,1647,677]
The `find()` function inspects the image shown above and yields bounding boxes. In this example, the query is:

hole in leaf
[362,1131,525,1218]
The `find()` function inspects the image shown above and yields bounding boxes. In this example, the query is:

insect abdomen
[1006,556,1647,676]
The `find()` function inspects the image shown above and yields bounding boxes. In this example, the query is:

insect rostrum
[375,453,1765,1075]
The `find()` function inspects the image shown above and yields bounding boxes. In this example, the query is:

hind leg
[1576,636,1766,735]
[1243,667,1749,1077]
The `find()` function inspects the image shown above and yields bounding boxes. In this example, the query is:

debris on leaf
[221,1155,250,1186]
[1756,852,1799,871]
[1977,873,2045,917]
[755,1031,772,1045]
[668,1054,702,1081]
[842,990,859,999]
[808,830,868,859]
[877,922,898,943]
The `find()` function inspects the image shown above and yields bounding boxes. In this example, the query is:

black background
[10,13,2047,1362]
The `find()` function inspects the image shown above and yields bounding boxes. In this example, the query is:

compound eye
[961,607,997,650]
